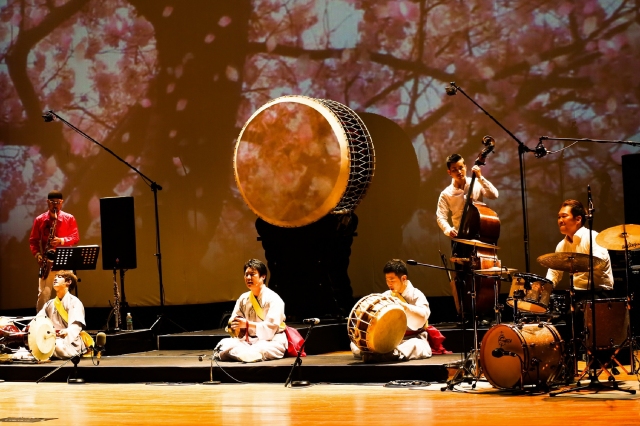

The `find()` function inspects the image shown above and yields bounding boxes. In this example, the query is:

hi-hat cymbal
[475,267,517,276]
[595,224,640,251]
[537,252,604,273]
[452,238,499,250]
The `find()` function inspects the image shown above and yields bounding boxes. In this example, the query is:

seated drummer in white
[352,259,432,362]
[34,271,94,359]
[215,259,288,363]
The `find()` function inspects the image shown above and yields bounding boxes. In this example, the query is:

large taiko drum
[480,323,564,389]
[348,294,407,354]
[234,95,375,227]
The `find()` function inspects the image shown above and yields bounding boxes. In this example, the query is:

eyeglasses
[48,200,63,205]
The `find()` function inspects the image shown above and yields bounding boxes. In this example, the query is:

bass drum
[480,323,564,389]
[234,96,375,227]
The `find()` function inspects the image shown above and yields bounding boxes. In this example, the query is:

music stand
[52,245,100,297]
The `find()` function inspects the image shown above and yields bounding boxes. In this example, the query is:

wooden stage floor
[1,351,640,425]
[1,372,639,426]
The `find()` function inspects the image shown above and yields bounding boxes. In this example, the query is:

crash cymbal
[475,267,517,276]
[452,238,499,250]
[537,252,604,273]
[595,224,640,251]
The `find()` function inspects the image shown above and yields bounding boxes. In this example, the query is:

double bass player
[436,149,500,323]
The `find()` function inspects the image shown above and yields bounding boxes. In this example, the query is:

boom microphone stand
[446,82,545,273]
[42,111,184,333]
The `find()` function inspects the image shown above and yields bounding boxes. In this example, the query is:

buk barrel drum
[348,294,407,354]
[480,323,564,389]
[506,273,554,314]
[234,96,375,227]
[580,298,629,349]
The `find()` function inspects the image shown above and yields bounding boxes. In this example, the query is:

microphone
[406,259,417,265]
[491,347,517,358]
[302,318,320,325]
[534,137,548,158]
[94,332,106,365]
[445,82,457,96]
[42,111,55,122]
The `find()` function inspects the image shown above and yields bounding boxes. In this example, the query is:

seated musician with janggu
[352,259,432,362]
[215,259,288,363]
[33,271,94,359]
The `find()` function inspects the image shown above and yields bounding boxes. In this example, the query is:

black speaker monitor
[100,196,137,270]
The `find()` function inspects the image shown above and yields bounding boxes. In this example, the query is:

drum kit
[0,316,56,363]
[443,223,639,392]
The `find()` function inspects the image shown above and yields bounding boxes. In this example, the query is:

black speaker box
[100,196,137,270]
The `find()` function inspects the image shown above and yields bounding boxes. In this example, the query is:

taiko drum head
[234,95,374,228]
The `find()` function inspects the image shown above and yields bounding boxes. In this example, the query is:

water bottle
[126,313,133,331]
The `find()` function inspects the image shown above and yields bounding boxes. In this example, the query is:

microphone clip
[445,82,458,96]
[534,138,548,158]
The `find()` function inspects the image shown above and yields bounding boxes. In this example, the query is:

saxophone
[112,268,122,330]
[38,210,58,279]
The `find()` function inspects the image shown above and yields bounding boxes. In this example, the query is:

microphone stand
[284,323,316,388]
[446,82,540,272]
[42,111,184,333]
[539,136,639,147]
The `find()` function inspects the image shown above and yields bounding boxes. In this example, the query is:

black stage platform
[0,350,456,384]
[0,321,579,385]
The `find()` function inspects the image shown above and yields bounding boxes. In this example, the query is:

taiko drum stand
[550,187,635,396]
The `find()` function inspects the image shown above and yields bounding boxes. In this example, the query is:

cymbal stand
[442,269,482,390]
[597,225,638,376]
[620,224,637,374]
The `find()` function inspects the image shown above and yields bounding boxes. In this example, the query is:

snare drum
[580,298,629,349]
[234,95,375,227]
[480,323,564,389]
[347,294,407,354]
[506,273,554,313]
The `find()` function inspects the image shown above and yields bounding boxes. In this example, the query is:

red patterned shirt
[29,210,80,257]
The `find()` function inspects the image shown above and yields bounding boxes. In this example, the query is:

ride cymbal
[537,252,604,273]
[595,224,640,251]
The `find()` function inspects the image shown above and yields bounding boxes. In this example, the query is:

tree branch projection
[241,1,639,196]
[5,0,91,123]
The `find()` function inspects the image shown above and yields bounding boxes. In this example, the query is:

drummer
[33,271,94,359]
[545,199,614,297]
[436,153,499,239]
[352,259,432,362]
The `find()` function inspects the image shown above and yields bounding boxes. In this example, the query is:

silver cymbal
[452,238,499,250]
[537,252,604,273]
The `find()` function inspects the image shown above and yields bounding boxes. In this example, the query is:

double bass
[452,136,501,316]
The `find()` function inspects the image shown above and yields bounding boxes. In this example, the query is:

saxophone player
[29,190,80,312]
